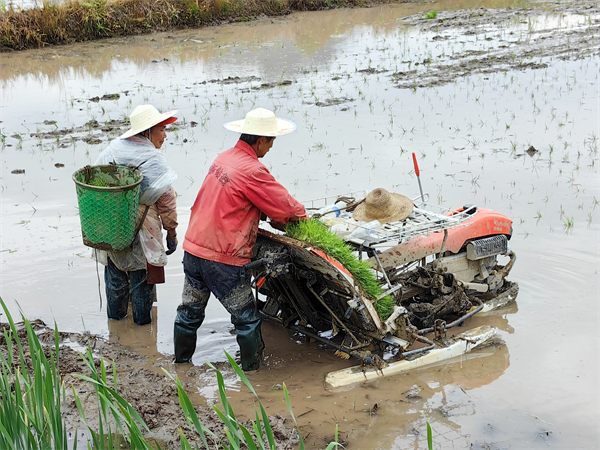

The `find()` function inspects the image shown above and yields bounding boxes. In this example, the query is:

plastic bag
[320,217,358,238]
[95,137,177,205]
[138,212,168,267]
[317,201,345,217]
[347,220,383,241]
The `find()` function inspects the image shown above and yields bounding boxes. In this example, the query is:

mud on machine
[244,182,517,388]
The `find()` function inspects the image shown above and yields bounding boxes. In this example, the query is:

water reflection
[216,319,513,449]
[0,0,541,84]
[471,301,518,334]
[370,344,511,450]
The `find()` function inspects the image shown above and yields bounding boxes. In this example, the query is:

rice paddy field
[1,0,599,448]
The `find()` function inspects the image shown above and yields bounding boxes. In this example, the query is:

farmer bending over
[174,108,308,371]
[94,105,179,325]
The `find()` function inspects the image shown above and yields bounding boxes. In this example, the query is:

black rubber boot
[173,303,204,363]
[235,320,265,372]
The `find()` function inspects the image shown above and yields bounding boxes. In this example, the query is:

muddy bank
[0,318,299,448]
[0,0,396,51]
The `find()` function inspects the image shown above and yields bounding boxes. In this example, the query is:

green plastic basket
[73,165,143,251]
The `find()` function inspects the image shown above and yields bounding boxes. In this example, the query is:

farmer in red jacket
[174,108,308,371]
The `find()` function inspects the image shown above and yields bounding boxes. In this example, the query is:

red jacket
[183,140,308,266]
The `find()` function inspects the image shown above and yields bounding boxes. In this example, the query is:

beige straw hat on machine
[353,188,414,224]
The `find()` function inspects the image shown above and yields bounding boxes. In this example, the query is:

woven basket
[73,165,143,251]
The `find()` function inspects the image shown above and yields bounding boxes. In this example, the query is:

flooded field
[1,0,599,448]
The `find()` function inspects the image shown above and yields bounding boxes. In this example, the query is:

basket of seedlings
[73,164,143,251]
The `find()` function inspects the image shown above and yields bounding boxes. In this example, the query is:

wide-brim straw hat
[223,107,296,137]
[120,105,178,139]
[353,188,414,224]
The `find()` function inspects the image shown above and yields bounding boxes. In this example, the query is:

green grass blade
[283,383,304,450]
[162,369,214,449]
[427,421,433,450]
[112,361,118,391]
[0,421,16,449]
[223,426,241,450]
[0,298,69,449]
[3,328,13,366]
[252,410,264,446]
[207,361,240,447]
[178,428,193,450]
[212,404,238,438]
[239,423,258,450]
[217,367,238,424]
[282,383,298,424]
[324,423,340,449]
[76,374,150,434]
[220,351,275,448]
[222,352,258,397]
[0,298,28,384]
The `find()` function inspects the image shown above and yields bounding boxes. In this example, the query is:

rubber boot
[129,270,155,326]
[235,319,265,372]
[105,258,130,320]
[173,303,204,363]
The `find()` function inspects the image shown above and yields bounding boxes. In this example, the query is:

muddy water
[1,0,599,448]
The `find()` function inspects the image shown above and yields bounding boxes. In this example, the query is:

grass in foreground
[0,296,339,449]
[286,218,394,320]
[0,302,69,449]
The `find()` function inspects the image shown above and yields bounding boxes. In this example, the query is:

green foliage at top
[426,10,437,19]
[286,218,394,320]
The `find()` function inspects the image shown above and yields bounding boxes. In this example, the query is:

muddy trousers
[174,252,264,371]
[105,257,155,326]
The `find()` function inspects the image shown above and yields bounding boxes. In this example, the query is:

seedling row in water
[2,6,598,240]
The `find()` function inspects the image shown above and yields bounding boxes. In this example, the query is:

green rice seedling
[427,420,433,450]
[0,297,71,450]
[286,219,394,320]
[164,351,324,450]
[81,325,339,450]
[74,347,155,450]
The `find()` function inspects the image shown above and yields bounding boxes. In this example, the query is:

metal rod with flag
[412,152,425,203]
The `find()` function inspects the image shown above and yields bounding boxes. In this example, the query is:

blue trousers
[173,251,264,371]
[105,257,155,325]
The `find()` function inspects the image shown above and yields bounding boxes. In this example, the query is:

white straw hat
[120,105,178,139]
[353,188,414,224]
[223,108,296,137]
